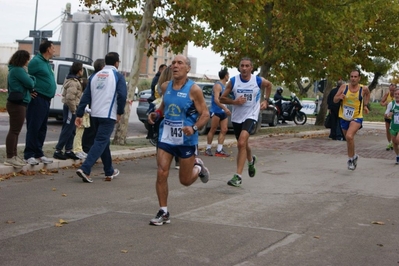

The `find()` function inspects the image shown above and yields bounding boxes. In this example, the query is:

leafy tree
[80,0,399,134]
[80,0,214,144]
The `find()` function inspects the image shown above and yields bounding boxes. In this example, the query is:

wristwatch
[192,125,198,132]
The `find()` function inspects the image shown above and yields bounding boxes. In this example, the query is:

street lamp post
[32,0,39,54]
[29,0,52,55]
[34,0,39,31]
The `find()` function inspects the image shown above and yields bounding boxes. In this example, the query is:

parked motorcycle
[279,93,307,125]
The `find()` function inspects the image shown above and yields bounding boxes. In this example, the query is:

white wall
[0,43,18,65]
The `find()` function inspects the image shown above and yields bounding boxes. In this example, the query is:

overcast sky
[0,0,239,77]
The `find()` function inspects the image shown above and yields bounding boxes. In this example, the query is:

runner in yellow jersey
[380,83,396,150]
[333,69,370,170]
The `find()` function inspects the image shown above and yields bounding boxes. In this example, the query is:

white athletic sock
[160,207,168,213]
[206,144,212,150]
[217,144,223,152]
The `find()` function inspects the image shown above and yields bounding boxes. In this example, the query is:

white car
[49,57,95,120]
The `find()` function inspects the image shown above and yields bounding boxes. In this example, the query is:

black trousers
[329,110,344,140]
[82,116,97,153]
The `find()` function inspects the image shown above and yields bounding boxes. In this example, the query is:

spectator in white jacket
[75,52,127,183]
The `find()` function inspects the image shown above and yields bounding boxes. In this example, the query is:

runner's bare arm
[333,84,346,103]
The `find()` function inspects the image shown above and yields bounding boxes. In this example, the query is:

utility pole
[29,0,52,55]
[32,0,40,54]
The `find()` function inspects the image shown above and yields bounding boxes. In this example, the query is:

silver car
[135,82,278,135]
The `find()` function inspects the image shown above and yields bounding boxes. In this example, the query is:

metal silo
[122,27,136,73]
[60,21,77,58]
[75,22,94,60]
[108,23,126,69]
[92,23,109,61]
[90,11,112,23]
[189,56,197,74]
[72,11,90,22]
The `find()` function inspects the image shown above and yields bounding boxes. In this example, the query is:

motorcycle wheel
[293,111,307,125]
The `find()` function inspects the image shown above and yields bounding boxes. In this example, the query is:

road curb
[0,129,330,176]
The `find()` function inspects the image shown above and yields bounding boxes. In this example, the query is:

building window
[153,58,157,72]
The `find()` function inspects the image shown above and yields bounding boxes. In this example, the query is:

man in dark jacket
[148,64,167,102]
[273,87,291,124]
[327,79,345,140]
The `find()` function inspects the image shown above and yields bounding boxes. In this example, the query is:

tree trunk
[112,0,157,145]
[368,72,382,93]
[295,79,313,98]
[315,80,333,126]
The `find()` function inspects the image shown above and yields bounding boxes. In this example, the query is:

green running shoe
[227,174,242,187]
[248,155,257,177]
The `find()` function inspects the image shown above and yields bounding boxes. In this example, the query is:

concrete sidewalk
[0,126,330,176]
[1,126,398,265]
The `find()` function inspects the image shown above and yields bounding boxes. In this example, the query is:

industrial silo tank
[60,21,77,58]
[90,11,112,22]
[92,23,109,61]
[75,22,94,60]
[108,23,126,64]
[189,56,197,74]
[122,27,136,73]
[72,11,90,22]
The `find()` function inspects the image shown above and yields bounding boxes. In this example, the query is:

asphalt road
[0,128,397,265]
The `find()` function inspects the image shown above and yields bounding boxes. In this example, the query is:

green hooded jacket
[28,53,56,99]
[7,65,36,104]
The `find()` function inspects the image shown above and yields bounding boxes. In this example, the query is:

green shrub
[366,102,385,122]
[138,79,151,92]
[0,66,7,89]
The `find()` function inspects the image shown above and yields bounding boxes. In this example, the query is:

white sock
[194,165,201,173]
[206,144,212,150]
[160,207,168,213]
[217,144,223,152]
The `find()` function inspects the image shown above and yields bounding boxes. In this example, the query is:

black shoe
[53,151,67,160]
[65,151,80,160]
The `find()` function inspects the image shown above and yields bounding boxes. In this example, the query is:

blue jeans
[55,104,76,151]
[24,96,50,159]
[80,117,115,176]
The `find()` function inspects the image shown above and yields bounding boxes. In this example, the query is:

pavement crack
[257,233,303,257]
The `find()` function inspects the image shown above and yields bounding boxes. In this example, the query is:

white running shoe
[39,156,53,164]
[105,169,120,181]
[25,157,39,166]
[76,152,87,160]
